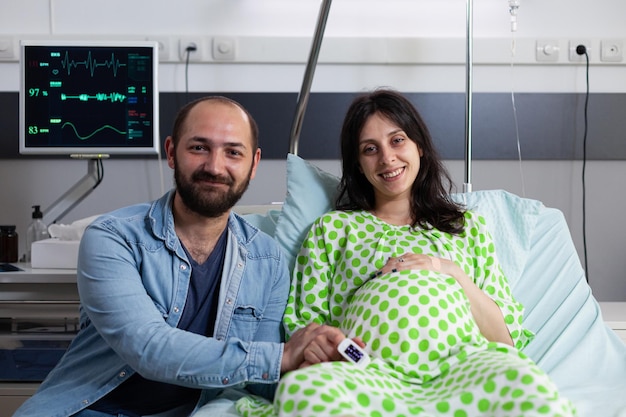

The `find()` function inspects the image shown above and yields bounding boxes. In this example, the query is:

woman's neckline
[366,210,413,227]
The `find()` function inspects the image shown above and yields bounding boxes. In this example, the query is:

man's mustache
[192,171,234,185]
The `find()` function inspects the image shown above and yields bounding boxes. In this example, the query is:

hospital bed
[229,1,626,414]
[233,154,626,417]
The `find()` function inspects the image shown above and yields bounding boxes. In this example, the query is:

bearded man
[14,97,346,417]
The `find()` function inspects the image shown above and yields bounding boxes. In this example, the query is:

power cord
[576,44,590,282]
[94,158,104,188]
[185,44,197,103]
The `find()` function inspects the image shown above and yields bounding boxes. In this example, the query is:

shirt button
[173,307,180,313]
[226,299,233,305]
[180,264,187,270]
[119,371,127,378]
[82,400,89,405]
[262,372,269,380]
[222,377,229,385]
[237,262,243,268]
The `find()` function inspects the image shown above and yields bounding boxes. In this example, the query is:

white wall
[1,0,626,300]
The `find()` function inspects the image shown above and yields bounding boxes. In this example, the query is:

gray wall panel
[2,91,625,160]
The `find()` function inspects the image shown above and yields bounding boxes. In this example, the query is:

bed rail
[289,0,333,156]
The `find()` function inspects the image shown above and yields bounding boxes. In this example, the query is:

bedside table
[599,302,626,344]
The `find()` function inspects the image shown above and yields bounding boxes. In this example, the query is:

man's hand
[281,323,366,374]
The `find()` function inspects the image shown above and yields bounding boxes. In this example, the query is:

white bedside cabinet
[0,264,78,417]
[599,302,626,344]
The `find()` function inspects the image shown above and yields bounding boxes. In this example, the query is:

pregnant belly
[340,269,487,382]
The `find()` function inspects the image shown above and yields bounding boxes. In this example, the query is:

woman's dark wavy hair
[335,88,465,234]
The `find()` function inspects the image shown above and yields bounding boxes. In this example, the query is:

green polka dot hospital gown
[237,210,577,417]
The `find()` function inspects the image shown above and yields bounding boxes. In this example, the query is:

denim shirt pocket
[230,304,263,339]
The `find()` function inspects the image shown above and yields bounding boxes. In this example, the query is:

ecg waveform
[60,92,127,102]
[61,121,126,141]
[61,51,127,77]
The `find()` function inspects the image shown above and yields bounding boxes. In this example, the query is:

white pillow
[452,190,542,286]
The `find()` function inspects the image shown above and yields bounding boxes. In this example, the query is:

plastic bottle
[0,225,18,263]
[26,205,50,263]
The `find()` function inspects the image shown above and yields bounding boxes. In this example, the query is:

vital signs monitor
[19,39,159,156]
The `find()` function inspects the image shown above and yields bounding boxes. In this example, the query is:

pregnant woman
[237,89,576,417]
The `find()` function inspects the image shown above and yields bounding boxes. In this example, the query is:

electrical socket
[536,40,559,62]
[568,40,591,62]
[0,37,15,60]
[600,39,623,62]
[212,37,237,61]
[179,37,203,62]
[146,36,170,61]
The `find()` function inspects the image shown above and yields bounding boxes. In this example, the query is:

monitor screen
[19,40,160,156]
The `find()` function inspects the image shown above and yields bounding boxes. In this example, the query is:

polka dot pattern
[236,210,575,417]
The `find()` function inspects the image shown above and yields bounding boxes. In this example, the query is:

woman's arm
[439,259,514,345]
[283,216,335,336]
[282,214,361,367]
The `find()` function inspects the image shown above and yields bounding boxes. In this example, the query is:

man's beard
[174,166,252,218]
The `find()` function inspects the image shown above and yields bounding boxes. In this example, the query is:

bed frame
[233,1,626,415]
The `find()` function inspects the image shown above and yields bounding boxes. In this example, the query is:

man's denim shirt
[14,190,290,417]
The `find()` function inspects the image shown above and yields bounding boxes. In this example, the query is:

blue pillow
[240,210,281,237]
[273,154,340,270]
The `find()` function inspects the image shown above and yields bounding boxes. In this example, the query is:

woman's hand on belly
[376,254,450,276]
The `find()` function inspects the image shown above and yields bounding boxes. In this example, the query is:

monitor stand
[42,156,107,225]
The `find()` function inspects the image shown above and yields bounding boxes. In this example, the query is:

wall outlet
[600,39,623,62]
[536,40,559,62]
[212,37,237,61]
[179,37,203,62]
[146,36,170,62]
[569,40,591,62]
[0,37,15,60]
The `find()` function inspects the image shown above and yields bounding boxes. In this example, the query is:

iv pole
[464,0,474,193]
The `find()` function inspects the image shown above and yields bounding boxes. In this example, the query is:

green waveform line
[61,121,126,141]
[61,50,127,77]
[60,92,127,102]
